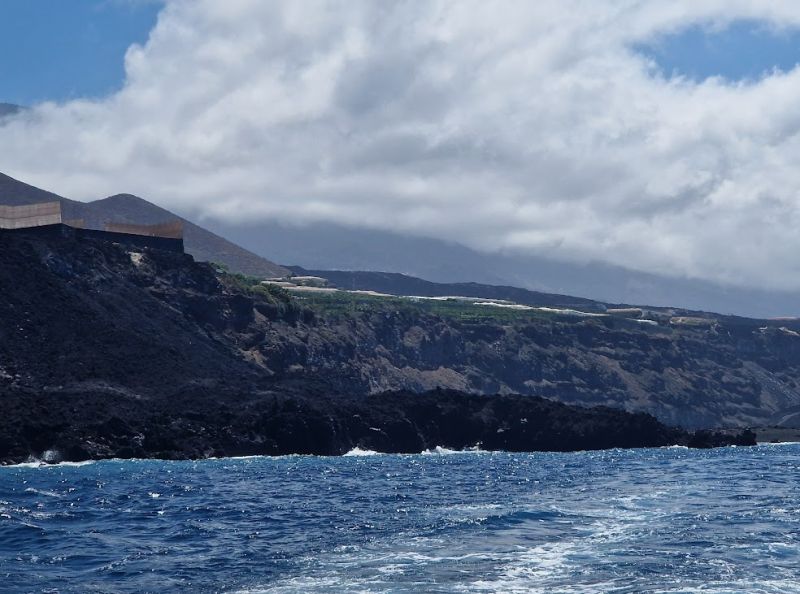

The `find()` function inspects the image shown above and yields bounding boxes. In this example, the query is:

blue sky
[0,0,162,105]
[639,20,800,81]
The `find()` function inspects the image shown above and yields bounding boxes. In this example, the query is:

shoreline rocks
[0,383,755,465]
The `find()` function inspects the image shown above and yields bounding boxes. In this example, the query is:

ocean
[1,445,799,593]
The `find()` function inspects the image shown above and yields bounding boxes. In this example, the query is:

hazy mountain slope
[0,171,76,208]
[83,194,289,277]
[0,172,288,278]
[210,220,514,286]
[210,220,800,319]
[289,266,604,309]
[5,169,799,318]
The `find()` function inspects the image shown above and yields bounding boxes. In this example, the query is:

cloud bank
[3,0,800,289]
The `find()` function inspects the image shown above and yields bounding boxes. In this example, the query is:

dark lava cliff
[269,303,800,430]
[0,231,762,462]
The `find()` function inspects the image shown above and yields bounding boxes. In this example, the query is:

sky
[3,1,800,291]
[0,0,162,105]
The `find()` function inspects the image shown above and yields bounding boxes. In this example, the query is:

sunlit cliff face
[3,1,800,290]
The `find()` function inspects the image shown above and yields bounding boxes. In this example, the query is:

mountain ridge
[289,266,631,312]
[0,172,288,278]
[208,219,800,318]
[5,171,797,318]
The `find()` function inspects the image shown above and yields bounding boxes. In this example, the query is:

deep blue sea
[2,445,800,593]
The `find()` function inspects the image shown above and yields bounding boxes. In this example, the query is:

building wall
[0,202,62,229]
[1,201,184,252]
[105,220,183,239]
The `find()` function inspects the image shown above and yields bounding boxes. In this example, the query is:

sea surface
[1,445,800,593]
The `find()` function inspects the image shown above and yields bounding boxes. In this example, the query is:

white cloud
[3,0,800,289]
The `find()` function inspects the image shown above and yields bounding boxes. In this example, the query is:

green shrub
[250,283,291,304]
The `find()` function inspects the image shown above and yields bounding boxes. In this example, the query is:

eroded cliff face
[2,231,800,431]
[247,307,800,429]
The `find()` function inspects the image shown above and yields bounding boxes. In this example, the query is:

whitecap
[4,461,45,469]
[23,488,62,498]
[421,445,488,455]
[1,459,96,470]
[422,446,461,455]
[343,447,380,457]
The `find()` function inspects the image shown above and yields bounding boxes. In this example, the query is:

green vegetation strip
[294,290,586,323]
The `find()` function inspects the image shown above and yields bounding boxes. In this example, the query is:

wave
[3,461,47,469]
[7,440,784,469]
[24,487,63,498]
[0,453,310,470]
[1,459,97,470]
[421,445,488,455]
[343,447,381,457]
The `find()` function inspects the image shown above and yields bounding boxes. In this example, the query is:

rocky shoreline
[0,382,755,465]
